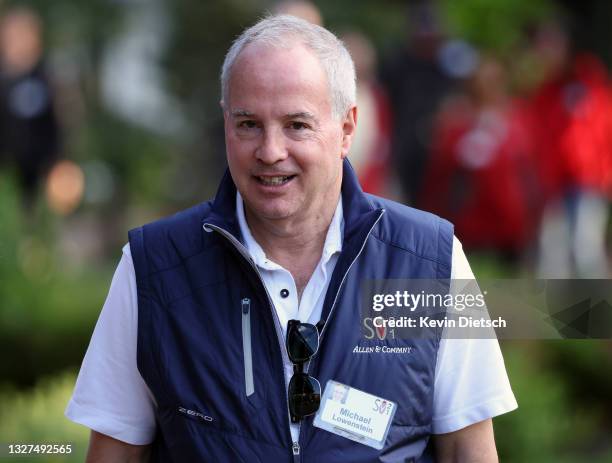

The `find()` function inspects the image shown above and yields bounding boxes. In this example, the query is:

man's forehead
[231,41,324,83]
[226,43,332,117]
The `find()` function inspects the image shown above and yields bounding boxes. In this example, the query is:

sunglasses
[286,319,321,423]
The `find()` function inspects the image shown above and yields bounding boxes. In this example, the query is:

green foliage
[440,0,553,53]
[164,0,264,117]
[0,371,89,462]
[72,110,173,206]
[318,0,407,51]
[0,175,111,386]
[496,342,573,461]
[496,342,612,462]
[467,252,521,278]
[3,0,123,52]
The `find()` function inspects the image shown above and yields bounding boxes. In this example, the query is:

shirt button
[280,288,290,298]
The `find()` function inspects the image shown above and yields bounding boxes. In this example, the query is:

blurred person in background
[380,0,462,205]
[529,19,612,277]
[0,6,61,211]
[274,0,322,26]
[420,55,539,263]
[342,30,395,198]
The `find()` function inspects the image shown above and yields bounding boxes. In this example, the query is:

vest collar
[205,168,242,240]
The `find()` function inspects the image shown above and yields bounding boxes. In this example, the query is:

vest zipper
[206,210,384,461]
[300,209,385,440]
[292,441,300,462]
[241,298,254,397]
[203,224,297,456]
[315,210,385,344]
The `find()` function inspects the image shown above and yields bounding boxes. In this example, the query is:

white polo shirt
[65,194,517,445]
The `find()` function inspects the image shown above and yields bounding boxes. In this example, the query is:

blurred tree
[162,0,267,202]
[440,0,553,54]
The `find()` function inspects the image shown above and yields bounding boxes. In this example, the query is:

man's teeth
[258,176,292,186]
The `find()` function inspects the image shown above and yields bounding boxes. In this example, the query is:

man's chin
[245,199,299,222]
[254,207,296,221]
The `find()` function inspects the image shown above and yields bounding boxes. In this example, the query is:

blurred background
[0,0,610,461]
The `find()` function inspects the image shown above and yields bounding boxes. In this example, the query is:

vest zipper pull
[292,441,300,459]
[242,298,250,314]
[241,298,254,396]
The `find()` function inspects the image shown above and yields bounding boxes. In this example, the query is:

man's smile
[254,174,297,187]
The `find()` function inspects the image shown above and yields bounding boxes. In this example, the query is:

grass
[0,371,89,462]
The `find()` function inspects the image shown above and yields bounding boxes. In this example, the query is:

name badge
[313,380,397,450]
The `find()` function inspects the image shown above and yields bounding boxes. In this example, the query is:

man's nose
[255,127,288,164]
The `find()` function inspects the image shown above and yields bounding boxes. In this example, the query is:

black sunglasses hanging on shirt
[286,319,321,423]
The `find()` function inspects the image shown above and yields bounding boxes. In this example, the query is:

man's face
[224,42,355,224]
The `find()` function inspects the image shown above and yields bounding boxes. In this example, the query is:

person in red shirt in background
[529,20,611,277]
[420,55,539,263]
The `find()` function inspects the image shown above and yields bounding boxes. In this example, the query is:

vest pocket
[241,298,255,397]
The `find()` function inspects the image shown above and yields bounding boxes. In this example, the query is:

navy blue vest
[128,160,453,462]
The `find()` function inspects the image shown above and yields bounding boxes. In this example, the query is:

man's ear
[340,105,357,159]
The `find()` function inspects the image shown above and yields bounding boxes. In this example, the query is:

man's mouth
[255,175,296,186]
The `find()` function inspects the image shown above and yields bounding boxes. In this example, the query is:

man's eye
[238,120,257,129]
[288,121,309,130]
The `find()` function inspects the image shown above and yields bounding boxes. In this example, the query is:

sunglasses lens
[288,373,321,419]
[287,322,319,363]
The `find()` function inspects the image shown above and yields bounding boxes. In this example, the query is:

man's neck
[245,191,340,296]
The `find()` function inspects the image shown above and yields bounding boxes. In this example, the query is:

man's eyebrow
[286,111,316,120]
[230,109,254,118]
[231,110,317,120]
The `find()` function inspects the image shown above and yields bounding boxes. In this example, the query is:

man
[66,15,517,462]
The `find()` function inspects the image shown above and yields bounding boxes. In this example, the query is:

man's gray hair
[220,14,356,119]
